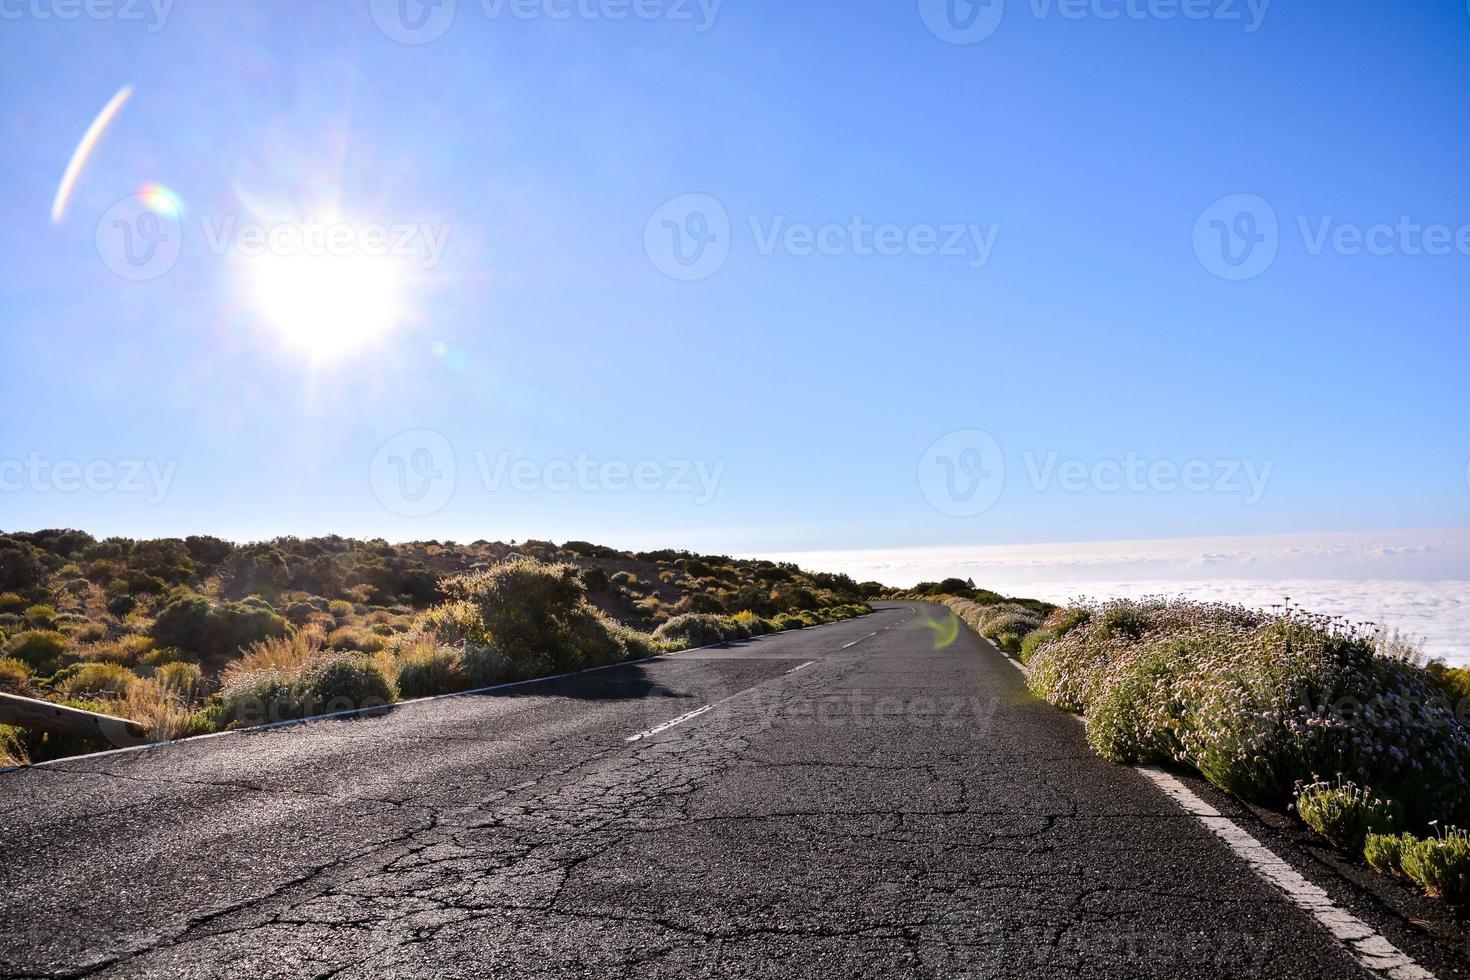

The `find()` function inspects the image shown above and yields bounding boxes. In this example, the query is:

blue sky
[1,0,1467,556]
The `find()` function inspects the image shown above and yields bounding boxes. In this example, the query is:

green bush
[4,630,68,673]
[1294,779,1400,852]
[155,662,206,700]
[578,565,609,593]
[611,624,662,661]
[462,643,514,687]
[105,593,137,617]
[772,613,805,631]
[435,558,625,674]
[1401,830,1470,903]
[24,605,57,628]
[1365,832,1415,877]
[0,657,34,694]
[732,610,775,636]
[653,613,729,650]
[0,593,27,612]
[396,645,469,698]
[1021,598,1470,827]
[0,724,27,767]
[57,662,137,699]
[150,591,289,660]
[220,653,392,726]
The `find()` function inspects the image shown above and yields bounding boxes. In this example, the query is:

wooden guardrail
[0,692,149,747]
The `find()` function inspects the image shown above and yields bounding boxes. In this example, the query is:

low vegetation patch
[939,590,1470,904]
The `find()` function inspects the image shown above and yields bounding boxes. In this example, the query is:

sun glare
[244,251,405,362]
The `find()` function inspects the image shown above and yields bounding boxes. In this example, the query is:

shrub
[462,643,514,688]
[327,599,355,620]
[150,591,289,660]
[155,662,206,701]
[1365,832,1414,877]
[4,630,67,673]
[1294,779,1400,852]
[23,605,56,628]
[579,565,609,593]
[57,662,137,700]
[116,677,216,742]
[654,613,729,650]
[611,624,662,661]
[436,558,624,673]
[326,627,385,654]
[0,657,34,694]
[301,654,394,712]
[773,613,805,631]
[0,725,27,767]
[733,610,775,636]
[0,593,27,612]
[396,643,468,698]
[1401,829,1470,903]
[1022,598,1470,827]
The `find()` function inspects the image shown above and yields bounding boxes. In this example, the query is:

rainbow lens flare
[138,182,183,217]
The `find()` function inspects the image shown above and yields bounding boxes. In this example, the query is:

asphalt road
[0,603,1460,979]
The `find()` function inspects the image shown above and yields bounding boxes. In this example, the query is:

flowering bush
[1018,598,1470,828]
[1400,828,1470,902]
[1294,778,1400,851]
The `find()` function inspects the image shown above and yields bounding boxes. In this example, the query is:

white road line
[625,705,712,743]
[1137,768,1435,980]
[840,639,862,649]
[786,661,817,674]
[983,634,1436,980]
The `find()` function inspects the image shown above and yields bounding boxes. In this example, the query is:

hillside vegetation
[0,531,875,765]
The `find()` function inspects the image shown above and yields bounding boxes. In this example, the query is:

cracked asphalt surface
[0,602,1448,978]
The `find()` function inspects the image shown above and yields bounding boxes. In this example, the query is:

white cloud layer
[767,528,1470,665]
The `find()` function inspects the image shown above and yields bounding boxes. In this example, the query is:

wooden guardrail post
[0,692,149,748]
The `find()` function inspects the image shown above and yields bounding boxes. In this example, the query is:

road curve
[0,603,1460,978]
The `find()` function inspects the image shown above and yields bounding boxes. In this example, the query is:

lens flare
[137,182,183,217]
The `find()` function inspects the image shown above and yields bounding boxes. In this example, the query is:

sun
[243,251,406,362]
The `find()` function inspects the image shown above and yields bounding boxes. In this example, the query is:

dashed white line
[786,661,817,674]
[625,705,712,742]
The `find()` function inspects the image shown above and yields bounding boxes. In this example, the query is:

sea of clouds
[770,529,1470,665]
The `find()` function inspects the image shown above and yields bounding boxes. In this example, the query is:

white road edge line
[984,631,1436,980]
[625,705,713,743]
[1136,767,1435,980]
